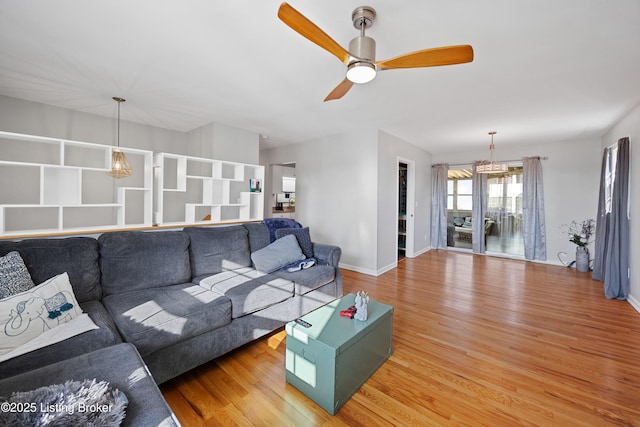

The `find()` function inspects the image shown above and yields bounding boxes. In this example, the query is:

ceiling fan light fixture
[277,3,473,100]
[476,131,509,174]
[346,62,376,84]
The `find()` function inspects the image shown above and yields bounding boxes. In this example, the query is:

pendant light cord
[112,96,126,148]
[116,100,120,148]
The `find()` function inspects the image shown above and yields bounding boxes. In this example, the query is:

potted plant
[562,219,595,272]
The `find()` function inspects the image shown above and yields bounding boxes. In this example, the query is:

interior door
[398,158,415,259]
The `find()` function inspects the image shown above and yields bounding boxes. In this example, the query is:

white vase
[576,246,589,272]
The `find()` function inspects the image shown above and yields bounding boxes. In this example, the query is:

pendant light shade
[476,131,508,174]
[107,97,133,178]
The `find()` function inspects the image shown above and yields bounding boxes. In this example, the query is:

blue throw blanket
[264,218,302,242]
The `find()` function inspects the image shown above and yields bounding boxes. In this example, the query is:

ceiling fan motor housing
[349,35,376,62]
[349,5,376,63]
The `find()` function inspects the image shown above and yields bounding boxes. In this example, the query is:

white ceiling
[1,0,639,153]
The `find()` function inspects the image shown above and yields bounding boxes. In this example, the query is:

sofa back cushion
[243,222,270,253]
[184,225,251,280]
[0,238,101,303]
[98,231,191,296]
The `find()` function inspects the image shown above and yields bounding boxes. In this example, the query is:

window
[486,167,523,215]
[605,145,618,213]
[447,168,472,211]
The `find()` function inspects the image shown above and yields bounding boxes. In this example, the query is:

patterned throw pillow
[0,251,35,299]
[0,272,81,357]
[275,227,313,258]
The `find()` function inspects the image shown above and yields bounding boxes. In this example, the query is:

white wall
[602,102,639,310]
[377,130,432,273]
[261,129,433,275]
[187,122,259,164]
[0,95,260,163]
[0,95,185,153]
[261,129,380,274]
[432,137,602,265]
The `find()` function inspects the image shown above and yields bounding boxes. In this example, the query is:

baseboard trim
[628,294,640,315]
[376,262,397,276]
[339,263,380,277]
[339,261,399,277]
[409,246,432,257]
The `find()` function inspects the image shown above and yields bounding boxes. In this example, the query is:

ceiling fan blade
[278,3,350,64]
[324,79,354,102]
[375,45,473,70]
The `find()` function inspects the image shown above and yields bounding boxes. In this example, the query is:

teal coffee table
[285,294,393,415]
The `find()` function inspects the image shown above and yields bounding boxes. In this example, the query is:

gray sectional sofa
[0,221,342,425]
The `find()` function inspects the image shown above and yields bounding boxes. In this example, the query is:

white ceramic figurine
[354,290,369,321]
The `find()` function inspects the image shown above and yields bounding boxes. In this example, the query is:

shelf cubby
[154,153,264,226]
[0,131,153,237]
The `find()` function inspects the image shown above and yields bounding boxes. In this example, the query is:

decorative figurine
[354,290,369,321]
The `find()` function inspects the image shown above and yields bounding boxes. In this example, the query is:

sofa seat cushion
[271,265,337,295]
[198,268,294,319]
[0,343,178,426]
[0,300,120,380]
[103,284,231,355]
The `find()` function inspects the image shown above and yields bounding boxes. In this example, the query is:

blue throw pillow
[275,227,313,258]
[251,234,305,273]
[452,216,465,227]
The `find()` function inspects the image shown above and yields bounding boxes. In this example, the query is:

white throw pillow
[0,272,82,356]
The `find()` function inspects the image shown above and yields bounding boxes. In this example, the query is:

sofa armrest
[312,243,341,268]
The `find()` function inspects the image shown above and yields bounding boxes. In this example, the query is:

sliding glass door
[446,165,524,257]
[485,166,524,256]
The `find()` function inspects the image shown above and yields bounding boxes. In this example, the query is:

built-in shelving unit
[0,131,153,237]
[154,153,264,226]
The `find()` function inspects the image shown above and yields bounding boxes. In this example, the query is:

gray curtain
[430,163,449,249]
[602,138,630,300]
[592,149,610,281]
[472,161,487,253]
[522,156,546,260]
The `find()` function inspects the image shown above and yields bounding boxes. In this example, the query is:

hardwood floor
[160,250,640,426]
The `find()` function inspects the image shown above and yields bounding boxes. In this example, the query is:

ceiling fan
[277,2,474,101]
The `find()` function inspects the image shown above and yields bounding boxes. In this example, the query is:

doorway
[397,159,415,261]
[445,165,524,257]
[269,163,296,220]
[485,165,524,256]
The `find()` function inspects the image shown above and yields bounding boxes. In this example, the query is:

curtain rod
[440,156,548,168]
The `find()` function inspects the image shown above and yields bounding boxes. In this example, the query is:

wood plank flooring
[160,250,640,426]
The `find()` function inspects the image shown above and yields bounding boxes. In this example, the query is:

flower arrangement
[562,219,595,247]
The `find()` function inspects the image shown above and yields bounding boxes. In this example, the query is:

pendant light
[476,131,508,174]
[107,96,133,178]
